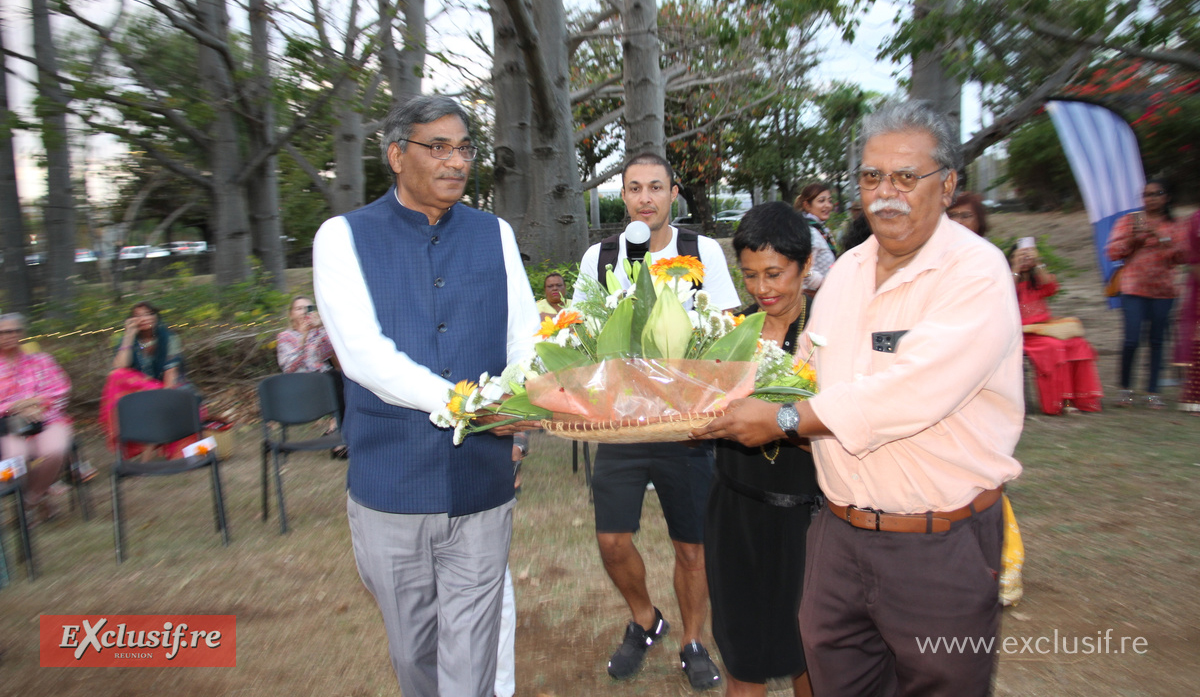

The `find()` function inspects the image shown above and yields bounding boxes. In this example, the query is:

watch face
[777,403,800,432]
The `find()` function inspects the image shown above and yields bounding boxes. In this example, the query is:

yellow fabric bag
[1000,494,1025,606]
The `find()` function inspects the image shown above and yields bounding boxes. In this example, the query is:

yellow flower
[536,309,584,338]
[650,255,704,285]
[793,360,816,384]
[447,380,478,417]
[729,313,745,327]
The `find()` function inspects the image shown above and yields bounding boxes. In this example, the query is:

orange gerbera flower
[793,360,817,385]
[728,313,745,327]
[650,255,704,285]
[536,309,584,339]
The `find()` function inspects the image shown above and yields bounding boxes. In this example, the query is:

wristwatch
[776,402,800,438]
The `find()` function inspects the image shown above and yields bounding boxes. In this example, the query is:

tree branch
[1020,12,1200,72]
[568,5,620,56]
[574,105,624,143]
[581,160,623,191]
[501,0,556,133]
[283,142,334,200]
[570,72,622,104]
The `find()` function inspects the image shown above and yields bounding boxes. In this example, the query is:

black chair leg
[273,451,289,534]
[211,461,230,546]
[572,440,579,474]
[68,443,91,522]
[261,441,270,521]
[13,492,34,580]
[112,473,125,564]
[0,508,10,588]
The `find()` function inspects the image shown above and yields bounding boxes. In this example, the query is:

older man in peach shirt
[695,100,1023,696]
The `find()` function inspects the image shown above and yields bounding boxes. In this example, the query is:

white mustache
[869,199,911,215]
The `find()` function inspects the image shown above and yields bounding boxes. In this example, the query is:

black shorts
[592,441,714,544]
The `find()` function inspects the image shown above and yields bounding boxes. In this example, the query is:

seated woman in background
[0,313,73,521]
[277,296,346,457]
[277,296,334,373]
[100,301,196,454]
[1011,244,1103,414]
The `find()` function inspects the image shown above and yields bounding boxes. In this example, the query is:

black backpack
[596,230,703,290]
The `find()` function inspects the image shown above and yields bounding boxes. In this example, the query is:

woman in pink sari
[1178,209,1200,412]
[100,302,197,456]
[1010,245,1104,414]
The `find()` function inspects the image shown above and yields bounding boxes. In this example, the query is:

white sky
[3,0,984,204]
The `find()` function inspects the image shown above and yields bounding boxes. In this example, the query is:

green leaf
[629,252,658,355]
[596,297,634,357]
[701,312,766,362]
[641,285,692,360]
[535,342,588,373]
[490,392,553,420]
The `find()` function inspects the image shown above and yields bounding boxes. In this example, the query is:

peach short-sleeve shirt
[804,215,1024,514]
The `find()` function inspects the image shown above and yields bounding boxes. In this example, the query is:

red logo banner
[40,615,236,667]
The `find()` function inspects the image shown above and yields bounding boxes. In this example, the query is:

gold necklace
[761,298,808,463]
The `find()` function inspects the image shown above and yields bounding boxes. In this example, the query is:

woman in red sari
[99,302,198,456]
[1010,245,1104,414]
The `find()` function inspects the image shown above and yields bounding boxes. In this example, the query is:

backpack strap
[596,234,622,280]
[676,231,703,290]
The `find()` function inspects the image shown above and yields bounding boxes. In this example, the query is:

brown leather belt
[826,487,1003,534]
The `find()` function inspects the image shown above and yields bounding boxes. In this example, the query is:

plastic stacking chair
[257,372,344,534]
[0,475,36,585]
[111,389,230,564]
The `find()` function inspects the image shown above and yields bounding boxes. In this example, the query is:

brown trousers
[799,501,1003,697]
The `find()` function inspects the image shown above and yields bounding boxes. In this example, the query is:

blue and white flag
[1045,100,1145,307]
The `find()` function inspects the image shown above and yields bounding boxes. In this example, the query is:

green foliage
[582,192,629,225]
[1006,115,1077,210]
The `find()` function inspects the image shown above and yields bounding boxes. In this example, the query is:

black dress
[704,302,822,683]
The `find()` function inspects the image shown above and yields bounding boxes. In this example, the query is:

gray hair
[861,100,962,175]
[379,95,472,173]
[0,312,26,328]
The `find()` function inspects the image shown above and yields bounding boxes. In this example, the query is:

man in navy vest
[573,153,739,690]
[313,95,540,697]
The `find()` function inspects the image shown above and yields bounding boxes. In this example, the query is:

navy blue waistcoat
[341,189,513,516]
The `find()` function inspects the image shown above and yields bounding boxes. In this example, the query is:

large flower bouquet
[432,254,819,443]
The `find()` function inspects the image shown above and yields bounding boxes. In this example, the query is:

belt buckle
[850,505,884,531]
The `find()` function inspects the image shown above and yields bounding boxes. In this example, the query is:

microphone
[623,221,651,261]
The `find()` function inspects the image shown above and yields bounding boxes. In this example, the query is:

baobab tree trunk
[393,0,425,106]
[32,0,77,313]
[198,0,252,286]
[248,0,286,289]
[910,0,961,144]
[491,0,531,234]
[501,0,588,265]
[621,0,665,158]
[331,78,366,214]
[0,18,32,313]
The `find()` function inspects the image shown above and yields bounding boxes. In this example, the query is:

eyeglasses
[1144,190,1166,196]
[857,166,948,192]
[399,139,478,161]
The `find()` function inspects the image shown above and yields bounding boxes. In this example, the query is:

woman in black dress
[705,201,820,697]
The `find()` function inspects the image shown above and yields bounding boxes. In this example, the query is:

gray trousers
[348,494,514,697]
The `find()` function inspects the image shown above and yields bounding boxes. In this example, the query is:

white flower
[687,310,703,331]
[480,377,506,403]
[430,406,453,428]
[693,290,710,312]
[674,286,696,306]
[452,420,469,445]
[808,331,827,347]
[500,361,528,390]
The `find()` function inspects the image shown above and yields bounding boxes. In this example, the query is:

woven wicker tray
[539,411,722,444]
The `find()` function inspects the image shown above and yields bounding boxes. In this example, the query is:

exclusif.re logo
[40,615,236,667]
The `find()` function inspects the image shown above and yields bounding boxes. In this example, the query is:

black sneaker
[680,641,721,691]
[607,608,669,680]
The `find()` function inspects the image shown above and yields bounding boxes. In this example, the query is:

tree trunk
[679,186,713,229]
[198,0,251,286]
[910,0,962,144]
[248,0,286,289]
[621,0,665,158]
[502,0,588,265]
[393,0,425,106]
[32,0,77,313]
[0,19,32,313]
[331,79,366,214]
[491,0,531,234]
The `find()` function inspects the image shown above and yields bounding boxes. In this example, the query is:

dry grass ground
[1,211,1197,696]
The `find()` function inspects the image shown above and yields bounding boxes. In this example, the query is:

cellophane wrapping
[526,357,756,422]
